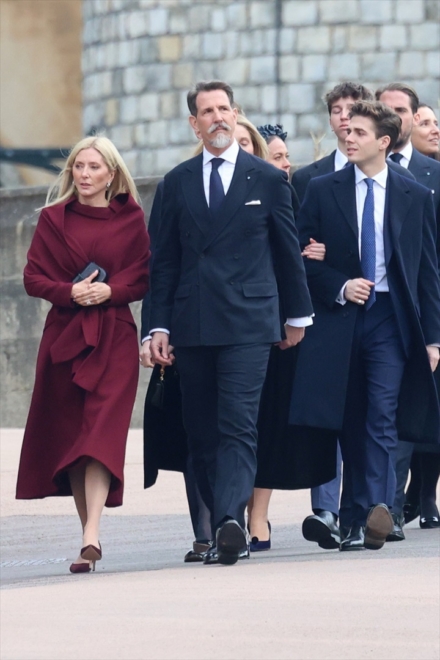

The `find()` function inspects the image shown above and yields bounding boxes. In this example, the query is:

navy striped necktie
[389,152,403,164]
[209,158,225,212]
[361,178,376,310]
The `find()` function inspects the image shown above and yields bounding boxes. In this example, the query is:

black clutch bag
[72,262,107,284]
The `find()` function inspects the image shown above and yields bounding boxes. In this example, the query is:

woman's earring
[106,181,111,188]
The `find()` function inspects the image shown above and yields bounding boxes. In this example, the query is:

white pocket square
[245,200,261,206]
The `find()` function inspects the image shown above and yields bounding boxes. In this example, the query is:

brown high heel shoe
[69,561,91,574]
[80,543,102,563]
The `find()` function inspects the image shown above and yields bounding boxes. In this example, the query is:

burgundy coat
[16,194,150,506]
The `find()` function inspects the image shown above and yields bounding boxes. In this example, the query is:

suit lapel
[181,154,210,235]
[331,166,358,239]
[202,149,260,250]
[385,169,413,263]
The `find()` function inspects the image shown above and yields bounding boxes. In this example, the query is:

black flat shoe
[302,511,340,550]
[386,512,405,542]
[184,541,212,563]
[403,502,420,525]
[420,516,440,529]
[203,545,250,565]
[364,504,393,550]
[340,525,365,551]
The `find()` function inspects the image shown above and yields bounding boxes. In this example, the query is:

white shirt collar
[203,139,239,166]
[391,142,413,162]
[354,164,388,189]
[334,148,348,171]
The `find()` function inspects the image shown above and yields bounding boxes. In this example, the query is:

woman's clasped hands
[71,270,112,306]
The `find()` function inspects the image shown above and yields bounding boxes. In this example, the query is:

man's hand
[426,345,439,372]
[277,325,305,350]
[301,238,326,261]
[150,332,175,366]
[344,278,375,305]
[139,339,154,368]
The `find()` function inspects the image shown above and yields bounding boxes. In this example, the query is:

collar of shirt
[389,142,412,168]
[334,147,348,171]
[354,164,388,189]
[202,139,239,167]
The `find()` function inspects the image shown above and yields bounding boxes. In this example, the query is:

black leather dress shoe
[215,520,248,565]
[386,513,405,542]
[339,525,365,551]
[184,541,212,563]
[302,511,340,549]
[364,504,393,550]
[203,544,250,565]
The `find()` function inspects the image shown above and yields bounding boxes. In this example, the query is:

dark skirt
[143,346,338,491]
[255,344,338,489]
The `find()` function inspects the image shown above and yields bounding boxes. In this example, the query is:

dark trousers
[393,440,414,514]
[183,454,212,543]
[175,343,272,534]
[340,294,407,526]
[311,442,342,517]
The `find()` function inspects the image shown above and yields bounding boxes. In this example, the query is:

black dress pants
[175,343,272,533]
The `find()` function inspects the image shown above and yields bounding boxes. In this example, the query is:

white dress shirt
[388,142,413,169]
[334,148,348,171]
[337,165,389,304]
[148,139,313,338]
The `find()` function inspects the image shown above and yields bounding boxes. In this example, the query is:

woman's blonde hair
[44,136,140,208]
[193,115,269,160]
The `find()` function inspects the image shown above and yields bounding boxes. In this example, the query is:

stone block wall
[82,0,439,174]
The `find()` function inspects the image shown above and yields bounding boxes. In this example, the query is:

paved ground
[1,428,439,660]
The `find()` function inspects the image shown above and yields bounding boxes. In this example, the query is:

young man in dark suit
[291,101,440,551]
[149,81,313,565]
[292,82,374,204]
[295,83,415,551]
[377,83,440,537]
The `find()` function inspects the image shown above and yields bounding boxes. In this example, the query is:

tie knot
[211,158,224,171]
[365,178,374,191]
[390,152,403,164]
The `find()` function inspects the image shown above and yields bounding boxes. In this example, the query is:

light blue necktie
[360,178,376,310]
[209,158,225,213]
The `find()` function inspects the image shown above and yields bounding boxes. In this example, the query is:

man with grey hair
[149,80,313,565]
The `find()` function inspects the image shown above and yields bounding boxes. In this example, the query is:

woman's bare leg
[69,463,88,564]
[82,459,111,550]
[249,487,272,541]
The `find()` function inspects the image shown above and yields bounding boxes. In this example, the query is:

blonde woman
[16,137,150,573]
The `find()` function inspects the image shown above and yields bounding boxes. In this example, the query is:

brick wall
[82,0,440,174]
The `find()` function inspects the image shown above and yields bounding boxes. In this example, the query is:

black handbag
[72,262,107,284]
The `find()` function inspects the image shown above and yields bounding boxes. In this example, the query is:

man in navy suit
[377,83,440,538]
[291,101,440,551]
[149,81,313,565]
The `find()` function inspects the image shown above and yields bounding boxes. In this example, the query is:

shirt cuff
[149,328,170,335]
[286,316,314,328]
[141,336,152,344]
[336,282,349,305]
[427,344,440,349]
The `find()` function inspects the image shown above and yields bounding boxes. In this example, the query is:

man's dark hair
[324,82,373,114]
[349,101,401,154]
[417,102,435,112]
[375,83,419,115]
[187,81,234,117]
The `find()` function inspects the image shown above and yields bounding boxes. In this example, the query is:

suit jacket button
[343,311,349,318]
[230,280,234,285]
[200,253,205,259]
[233,254,239,259]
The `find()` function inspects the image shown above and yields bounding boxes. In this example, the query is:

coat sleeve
[417,191,440,345]
[149,173,182,330]
[23,210,75,307]
[107,211,150,307]
[296,179,353,308]
[268,171,313,319]
[140,181,163,339]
